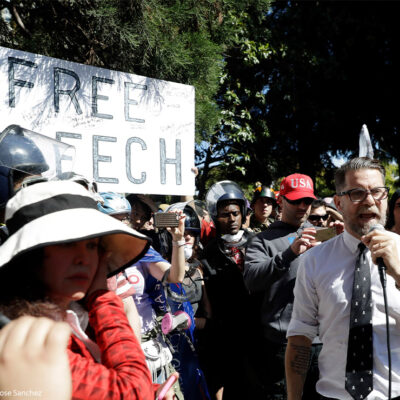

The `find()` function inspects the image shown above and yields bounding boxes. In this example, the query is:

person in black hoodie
[198,180,255,400]
[244,173,321,400]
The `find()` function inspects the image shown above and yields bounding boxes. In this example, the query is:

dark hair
[126,194,152,221]
[386,189,400,230]
[311,199,327,209]
[0,248,48,306]
[0,299,62,321]
[334,157,385,193]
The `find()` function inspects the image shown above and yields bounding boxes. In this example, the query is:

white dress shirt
[287,229,400,399]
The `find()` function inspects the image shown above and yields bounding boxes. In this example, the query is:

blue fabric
[169,329,211,400]
[168,283,195,340]
[167,284,210,400]
[140,246,210,399]
[140,246,166,263]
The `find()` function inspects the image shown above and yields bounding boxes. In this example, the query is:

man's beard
[348,208,387,237]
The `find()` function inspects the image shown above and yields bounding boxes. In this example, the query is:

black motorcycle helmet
[165,201,201,234]
[205,180,247,223]
[0,125,49,175]
[183,205,201,233]
[251,185,277,207]
[0,125,49,208]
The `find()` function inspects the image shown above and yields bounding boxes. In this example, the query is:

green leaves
[4,0,399,198]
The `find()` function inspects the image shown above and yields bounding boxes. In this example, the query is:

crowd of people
[1,127,400,400]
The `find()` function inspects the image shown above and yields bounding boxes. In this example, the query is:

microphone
[369,224,386,288]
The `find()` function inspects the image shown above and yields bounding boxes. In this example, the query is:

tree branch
[11,4,31,37]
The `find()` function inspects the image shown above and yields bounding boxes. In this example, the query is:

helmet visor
[205,180,246,219]
[0,125,75,180]
[166,200,201,232]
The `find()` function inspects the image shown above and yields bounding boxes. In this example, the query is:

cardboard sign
[0,46,195,195]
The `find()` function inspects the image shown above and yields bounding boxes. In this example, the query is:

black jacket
[200,229,255,328]
[198,229,261,399]
[244,220,313,343]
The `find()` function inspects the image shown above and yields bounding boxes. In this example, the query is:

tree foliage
[198,1,400,196]
[0,0,226,161]
[195,1,273,195]
[265,1,400,181]
[2,1,400,199]
[383,161,399,195]
[0,0,275,197]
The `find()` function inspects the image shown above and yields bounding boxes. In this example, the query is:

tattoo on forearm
[290,344,311,378]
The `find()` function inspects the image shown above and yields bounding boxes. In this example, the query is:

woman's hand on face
[166,211,185,242]
[86,250,111,298]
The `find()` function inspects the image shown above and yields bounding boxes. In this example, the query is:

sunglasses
[308,214,329,221]
[284,197,314,206]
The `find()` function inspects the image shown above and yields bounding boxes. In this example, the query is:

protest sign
[0,46,195,195]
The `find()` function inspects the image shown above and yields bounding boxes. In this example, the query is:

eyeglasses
[308,214,329,221]
[337,187,389,203]
[284,197,314,206]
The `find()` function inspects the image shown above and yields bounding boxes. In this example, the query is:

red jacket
[68,290,158,400]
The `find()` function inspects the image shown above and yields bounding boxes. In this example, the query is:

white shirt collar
[342,229,363,255]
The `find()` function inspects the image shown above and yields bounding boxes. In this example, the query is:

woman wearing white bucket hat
[0,180,177,400]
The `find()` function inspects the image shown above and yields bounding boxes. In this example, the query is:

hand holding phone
[154,212,180,228]
[315,227,336,242]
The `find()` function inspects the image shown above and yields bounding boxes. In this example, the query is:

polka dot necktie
[345,243,373,399]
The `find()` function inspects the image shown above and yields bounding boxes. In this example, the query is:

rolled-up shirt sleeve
[287,252,319,341]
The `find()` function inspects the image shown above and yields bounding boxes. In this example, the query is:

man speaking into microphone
[285,157,400,400]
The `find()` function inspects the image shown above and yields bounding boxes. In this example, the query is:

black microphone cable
[380,267,392,400]
[370,224,391,399]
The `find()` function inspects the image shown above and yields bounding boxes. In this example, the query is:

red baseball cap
[279,173,316,201]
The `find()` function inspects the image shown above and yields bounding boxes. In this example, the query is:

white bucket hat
[0,180,150,276]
